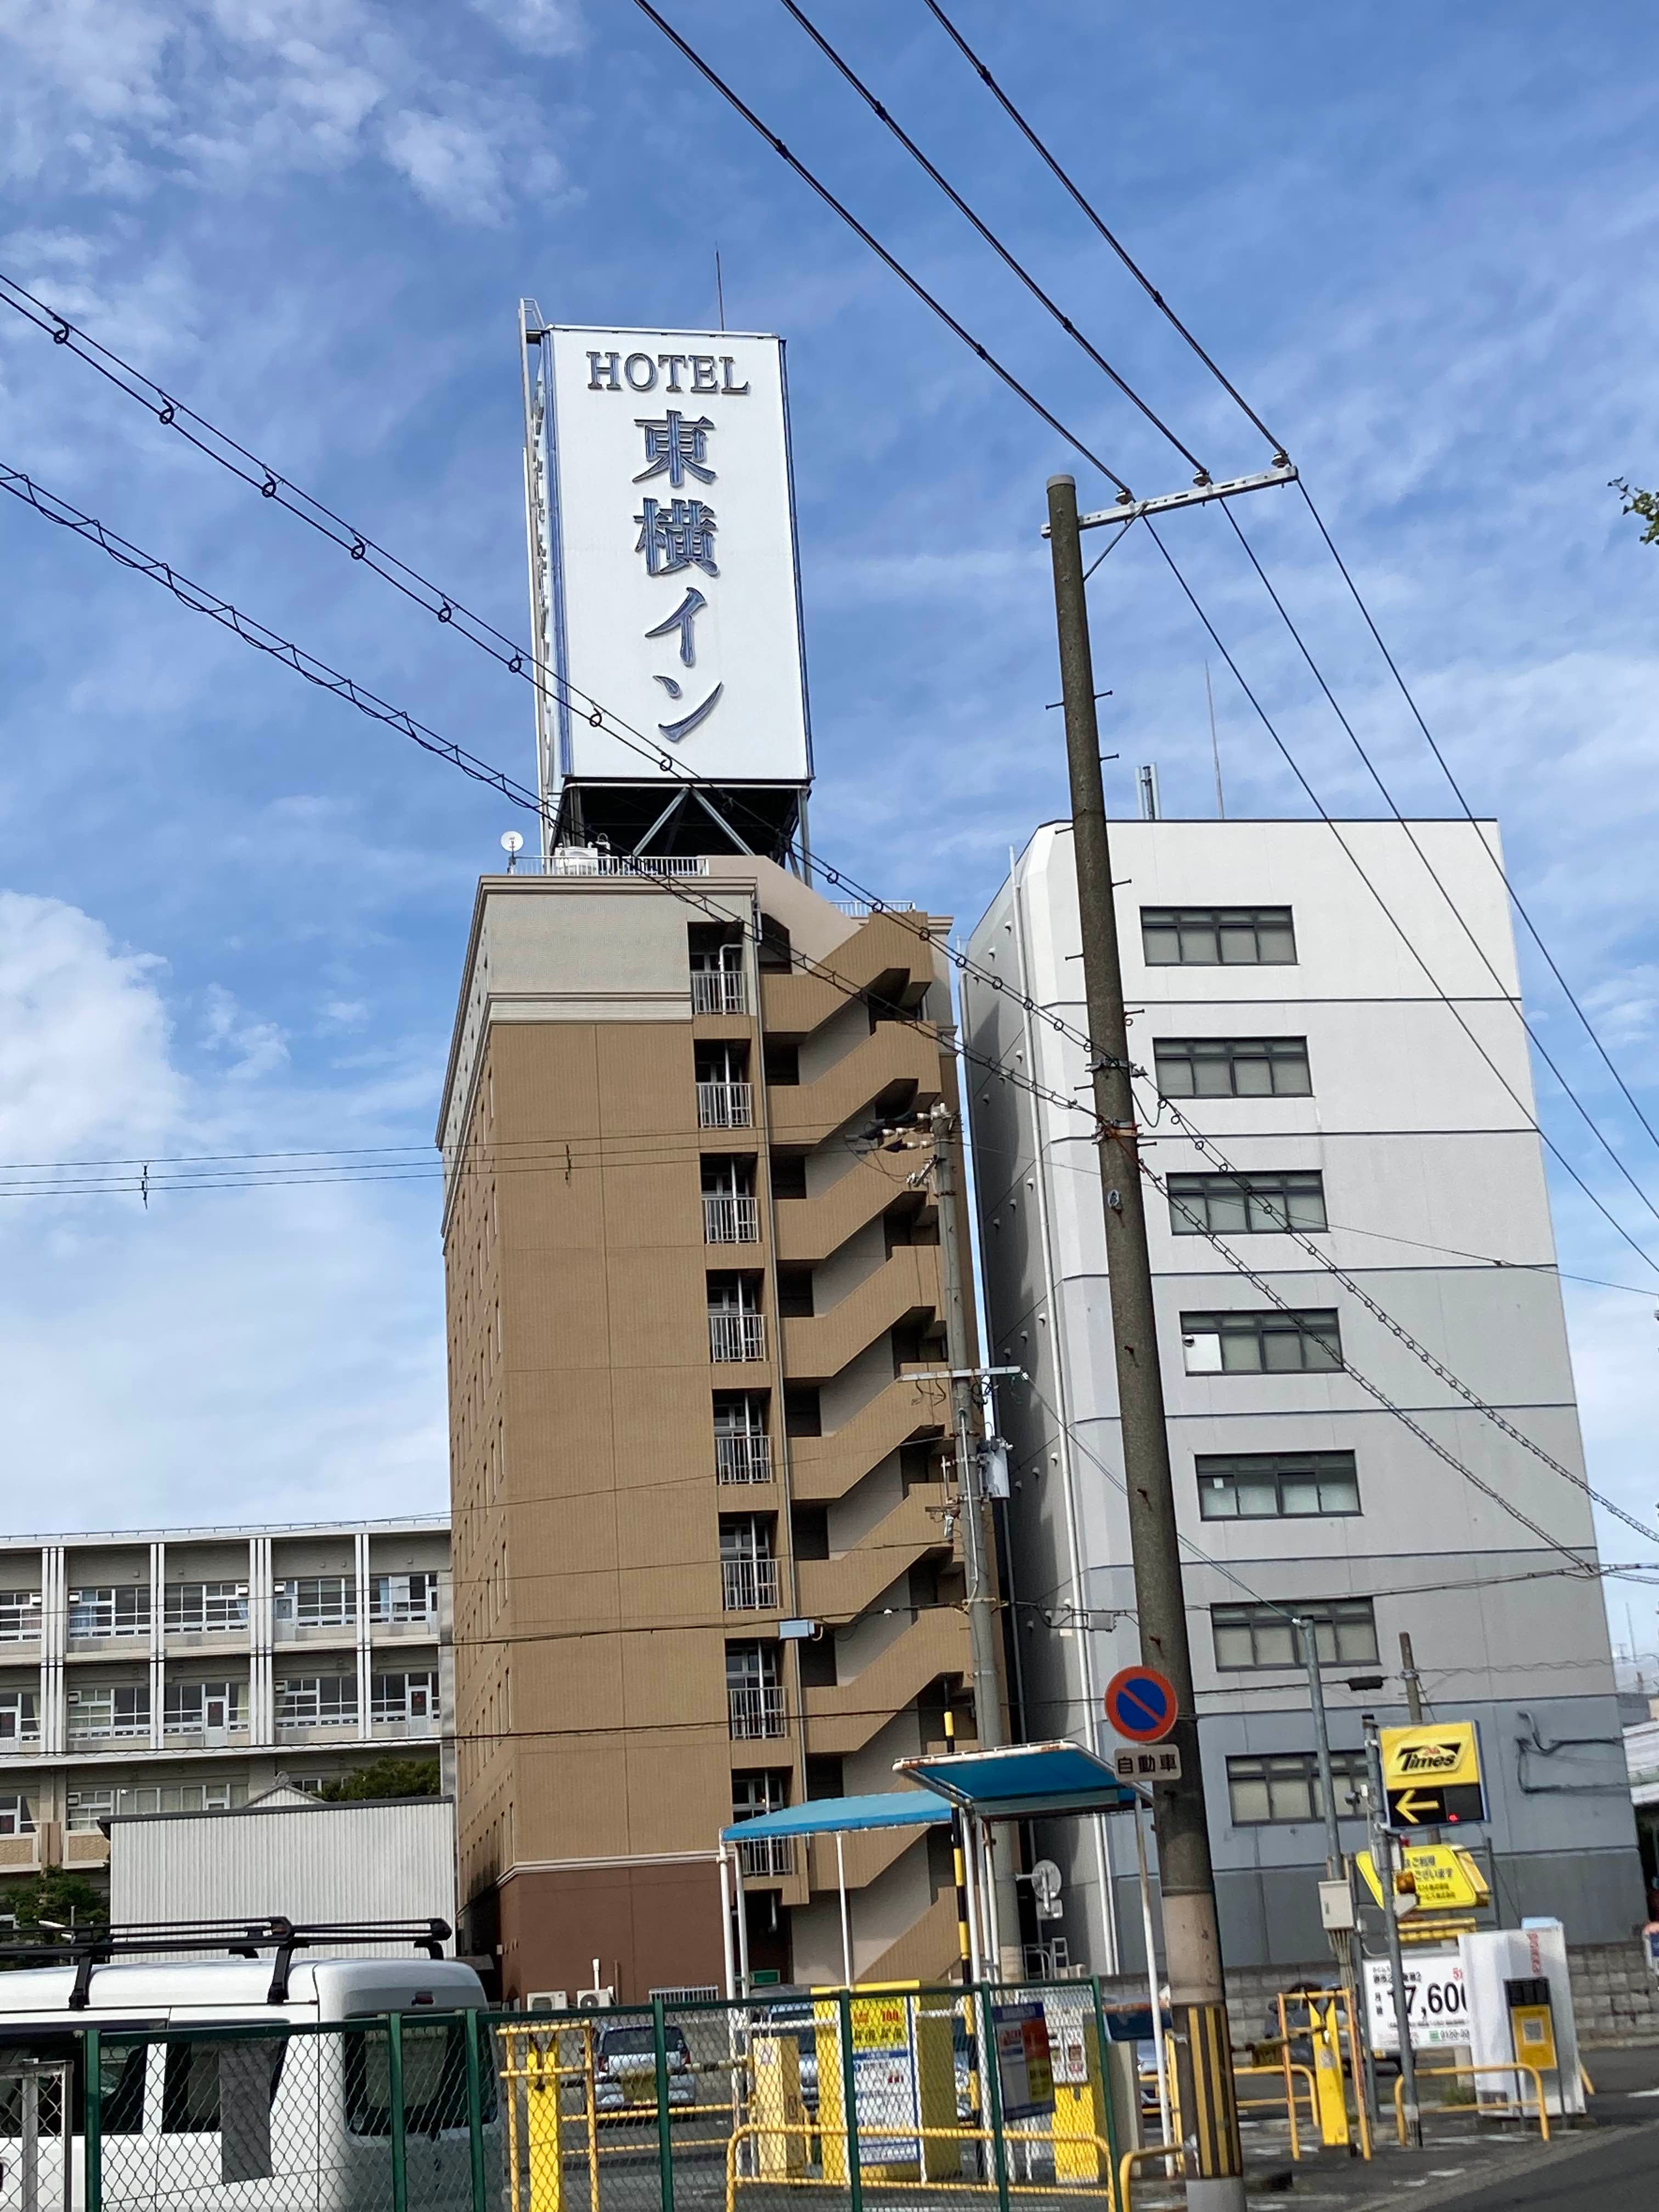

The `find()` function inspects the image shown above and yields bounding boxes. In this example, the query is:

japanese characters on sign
[532,325,812,802]
[1110,1747,1182,1785]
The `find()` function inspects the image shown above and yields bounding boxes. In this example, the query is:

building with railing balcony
[690,967,747,1015]
[714,1432,773,1485]
[727,1683,787,1740]
[721,1556,781,1612]
[0,1513,452,1888]
[703,1193,759,1243]
[708,1310,766,1363]
[696,1080,753,1129]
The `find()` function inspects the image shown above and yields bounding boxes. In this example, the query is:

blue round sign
[1104,1666,1178,1744]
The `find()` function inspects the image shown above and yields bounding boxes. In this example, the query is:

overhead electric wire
[626,0,1133,495]
[919,0,1287,460]
[772,0,1210,476]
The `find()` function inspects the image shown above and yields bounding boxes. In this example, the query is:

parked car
[594,2023,696,2115]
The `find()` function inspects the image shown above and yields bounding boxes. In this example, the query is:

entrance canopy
[720,1791,951,1844]
[895,1741,1142,1821]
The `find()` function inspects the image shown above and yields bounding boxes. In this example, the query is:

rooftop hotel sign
[523,321,813,820]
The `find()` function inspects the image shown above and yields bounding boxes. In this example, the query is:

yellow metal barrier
[497,2022,601,2212]
[1233,2062,1318,2161]
[726,2119,1120,2212]
[1273,1985,1371,2159]
[1393,2062,1550,2145]
[1118,2142,1186,2212]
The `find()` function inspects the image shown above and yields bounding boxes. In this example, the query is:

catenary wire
[918,0,1287,460]
[773,0,1210,476]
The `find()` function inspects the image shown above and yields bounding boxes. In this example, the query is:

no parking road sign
[1103,1666,1179,1744]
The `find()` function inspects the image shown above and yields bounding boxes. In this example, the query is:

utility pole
[1299,1621,1375,2129]
[1364,1713,1421,2145]
[1047,473,1245,2208]
[930,1099,1023,1977]
[1399,1632,1424,1724]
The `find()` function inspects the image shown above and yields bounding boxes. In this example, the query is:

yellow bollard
[1049,2015,1110,2183]
[1310,1997,1351,2148]
[751,2037,808,2179]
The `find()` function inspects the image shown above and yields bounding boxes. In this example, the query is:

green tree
[317,1757,441,1803]
[1611,477,1659,544]
[0,1869,109,1946]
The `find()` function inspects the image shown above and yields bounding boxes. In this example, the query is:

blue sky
[1,1,1656,1649]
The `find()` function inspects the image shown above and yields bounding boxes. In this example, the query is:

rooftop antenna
[500,830,524,873]
[1205,659,1226,819]
[1137,762,1160,821]
[715,247,726,333]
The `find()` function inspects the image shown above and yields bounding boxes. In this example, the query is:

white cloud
[382,110,512,227]
[466,0,583,59]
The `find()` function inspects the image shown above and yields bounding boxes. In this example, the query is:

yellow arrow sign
[1392,1787,1442,1826]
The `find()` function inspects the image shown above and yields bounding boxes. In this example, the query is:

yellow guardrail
[726,2119,1120,2212]
[1393,2062,1550,2145]
[1117,2142,1186,2212]
[1233,2061,1318,2161]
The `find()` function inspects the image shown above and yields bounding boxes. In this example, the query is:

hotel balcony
[715,1433,774,1486]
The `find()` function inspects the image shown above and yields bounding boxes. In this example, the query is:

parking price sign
[1364,1956,1470,2053]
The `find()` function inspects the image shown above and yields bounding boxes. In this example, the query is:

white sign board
[1364,1955,1470,2052]
[537,324,812,793]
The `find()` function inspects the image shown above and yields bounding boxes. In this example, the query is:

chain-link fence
[26,1982,1171,2212]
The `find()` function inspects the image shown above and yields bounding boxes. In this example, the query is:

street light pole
[1364,1713,1420,2145]
[1046,472,1244,2209]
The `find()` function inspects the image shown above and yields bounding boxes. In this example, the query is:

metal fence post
[83,2032,101,2212]
[836,1991,863,2212]
[980,1990,1012,2212]
[386,2015,409,2212]
[1089,1977,1122,2182]
[464,2011,488,2212]
[652,1996,677,2212]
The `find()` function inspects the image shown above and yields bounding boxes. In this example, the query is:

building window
[162,1680,245,1734]
[276,1674,359,1727]
[67,1586,151,1639]
[1211,1600,1379,1672]
[709,1276,766,1364]
[163,1582,249,1633]
[696,1045,753,1130]
[371,1670,440,1725]
[1196,1451,1360,1520]
[0,1689,40,1743]
[1167,1170,1327,1237]
[0,1593,42,1642]
[702,1160,760,1245]
[726,1643,785,1740]
[1227,1751,1369,1826]
[0,1793,33,1836]
[720,1520,780,1612]
[1154,1037,1312,1099]
[67,1780,246,1830]
[274,1577,356,1628]
[66,1684,150,1740]
[714,1396,773,1485]
[371,1573,439,1624]
[1141,907,1296,966]
[732,1771,792,1876]
[1181,1309,1341,1374]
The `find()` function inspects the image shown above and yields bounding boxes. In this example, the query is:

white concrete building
[0,1515,451,1891]
[964,817,1643,1972]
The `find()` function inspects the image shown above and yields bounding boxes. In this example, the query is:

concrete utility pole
[1046,473,1245,2208]
[1399,1632,1424,1724]
[1299,1621,1376,2126]
[931,1099,1023,1977]
[1364,1713,1421,2145]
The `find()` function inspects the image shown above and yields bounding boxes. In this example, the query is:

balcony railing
[697,1081,753,1130]
[704,1194,760,1244]
[738,1835,794,1878]
[66,1719,151,1743]
[715,1433,773,1484]
[691,970,747,1015]
[0,1729,42,1754]
[728,1685,786,1740]
[709,1312,766,1363]
[722,1557,781,1612]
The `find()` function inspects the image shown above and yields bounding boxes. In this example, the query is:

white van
[0,1948,495,2212]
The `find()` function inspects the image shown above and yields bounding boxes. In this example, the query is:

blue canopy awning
[894,1741,1142,1820]
[721,1791,953,1843]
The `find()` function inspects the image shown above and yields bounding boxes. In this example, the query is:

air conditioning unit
[575,1987,616,2010]
[526,1991,568,2013]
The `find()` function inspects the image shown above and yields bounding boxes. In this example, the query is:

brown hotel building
[437,856,977,2001]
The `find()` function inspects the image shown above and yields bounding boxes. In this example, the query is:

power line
[625,0,1132,496]
[773,0,1209,476]
[918,0,1287,460]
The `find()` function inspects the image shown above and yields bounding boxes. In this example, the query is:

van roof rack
[0,1916,452,2008]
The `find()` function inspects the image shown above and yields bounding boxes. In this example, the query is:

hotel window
[67,1586,151,1638]
[276,1674,359,1726]
[1167,1170,1327,1237]
[1211,1599,1378,1672]
[0,1593,42,1641]
[1180,1309,1341,1374]
[371,1670,440,1724]
[1196,1451,1360,1521]
[1227,1751,1368,1826]
[66,1684,150,1738]
[162,1680,244,1733]
[164,1582,249,1632]
[274,1577,356,1628]
[1141,906,1296,966]
[370,1573,439,1624]
[1154,1037,1311,1099]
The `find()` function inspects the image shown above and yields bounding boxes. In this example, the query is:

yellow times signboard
[1357,1843,1491,1912]
[1380,1722,1487,1828]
